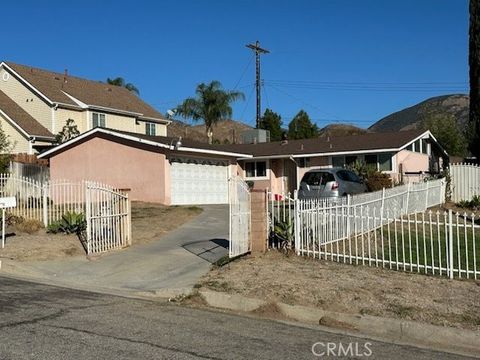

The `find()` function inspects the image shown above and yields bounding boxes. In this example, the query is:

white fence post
[294,190,300,255]
[42,183,48,227]
[448,209,454,279]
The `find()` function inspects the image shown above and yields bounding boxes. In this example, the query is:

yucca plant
[272,217,294,252]
[47,211,86,234]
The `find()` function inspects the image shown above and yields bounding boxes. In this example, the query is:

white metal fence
[298,208,479,280]
[268,179,446,247]
[86,182,131,254]
[450,163,480,203]
[229,176,251,258]
[0,174,131,255]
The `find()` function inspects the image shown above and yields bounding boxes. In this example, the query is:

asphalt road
[0,276,473,360]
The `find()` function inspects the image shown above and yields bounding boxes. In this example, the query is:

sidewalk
[1,205,229,298]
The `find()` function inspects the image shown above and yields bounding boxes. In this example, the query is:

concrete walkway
[1,205,229,297]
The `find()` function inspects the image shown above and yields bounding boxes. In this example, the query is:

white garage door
[170,158,229,205]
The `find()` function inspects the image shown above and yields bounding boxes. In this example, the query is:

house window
[378,153,392,171]
[92,113,106,128]
[421,139,428,154]
[244,161,267,179]
[345,156,357,166]
[299,157,310,167]
[332,156,344,168]
[365,154,377,170]
[145,122,156,136]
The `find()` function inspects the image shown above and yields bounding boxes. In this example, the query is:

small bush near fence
[47,211,87,235]
[457,195,480,210]
[366,172,392,191]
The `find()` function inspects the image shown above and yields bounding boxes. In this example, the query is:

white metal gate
[228,176,251,258]
[85,181,131,255]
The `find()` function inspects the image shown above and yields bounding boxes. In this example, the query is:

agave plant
[47,211,86,235]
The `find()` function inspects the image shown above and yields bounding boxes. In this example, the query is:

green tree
[106,77,140,95]
[288,110,318,140]
[469,0,480,158]
[0,122,13,173]
[421,113,468,156]
[175,81,245,144]
[259,108,283,141]
[56,119,80,144]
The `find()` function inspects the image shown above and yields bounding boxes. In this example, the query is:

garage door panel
[170,158,228,205]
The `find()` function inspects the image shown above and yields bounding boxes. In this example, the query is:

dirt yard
[198,251,480,330]
[131,202,202,246]
[0,203,202,262]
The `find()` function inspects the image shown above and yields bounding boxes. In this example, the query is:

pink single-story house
[38,127,447,205]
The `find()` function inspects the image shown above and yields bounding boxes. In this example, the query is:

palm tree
[175,81,245,144]
[106,77,140,95]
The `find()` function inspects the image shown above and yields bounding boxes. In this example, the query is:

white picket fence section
[0,174,131,255]
[229,176,251,258]
[450,163,480,203]
[298,208,479,280]
[268,179,446,247]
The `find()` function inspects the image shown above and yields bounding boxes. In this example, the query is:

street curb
[199,290,480,358]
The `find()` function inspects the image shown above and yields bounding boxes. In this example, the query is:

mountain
[319,124,367,137]
[191,119,252,144]
[167,119,252,144]
[369,94,469,132]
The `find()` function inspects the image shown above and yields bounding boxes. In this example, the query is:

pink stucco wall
[50,136,168,204]
[395,150,429,172]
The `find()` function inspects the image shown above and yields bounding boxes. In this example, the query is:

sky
[2,0,469,129]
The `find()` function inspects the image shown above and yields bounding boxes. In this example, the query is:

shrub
[457,195,480,210]
[47,211,86,235]
[15,219,44,234]
[366,172,392,192]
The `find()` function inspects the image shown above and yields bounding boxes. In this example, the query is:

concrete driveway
[1,205,229,297]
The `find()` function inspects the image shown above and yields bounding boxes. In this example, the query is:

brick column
[250,189,267,253]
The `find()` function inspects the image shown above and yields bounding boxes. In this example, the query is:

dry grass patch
[0,230,84,261]
[198,251,480,330]
[131,202,202,246]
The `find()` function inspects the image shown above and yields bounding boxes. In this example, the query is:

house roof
[38,127,253,159]
[39,127,443,160]
[3,62,168,122]
[0,90,54,138]
[216,129,435,158]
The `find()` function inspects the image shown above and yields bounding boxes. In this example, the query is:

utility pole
[246,40,269,128]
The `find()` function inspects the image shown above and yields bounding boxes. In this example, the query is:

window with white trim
[244,161,267,179]
[145,122,156,136]
[92,113,106,128]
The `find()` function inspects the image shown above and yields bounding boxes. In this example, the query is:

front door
[283,159,298,194]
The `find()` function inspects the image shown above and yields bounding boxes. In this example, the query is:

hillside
[369,94,469,132]
[167,119,252,143]
[319,124,367,137]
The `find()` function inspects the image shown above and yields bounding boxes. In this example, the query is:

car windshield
[337,170,362,183]
[302,172,335,186]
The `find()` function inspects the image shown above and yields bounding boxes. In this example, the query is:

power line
[232,55,254,90]
[265,80,467,92]
[267,83,343,121]
[266,79,468,85]
[240,83,255,121]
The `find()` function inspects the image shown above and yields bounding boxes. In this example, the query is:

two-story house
[0,61,170,154]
